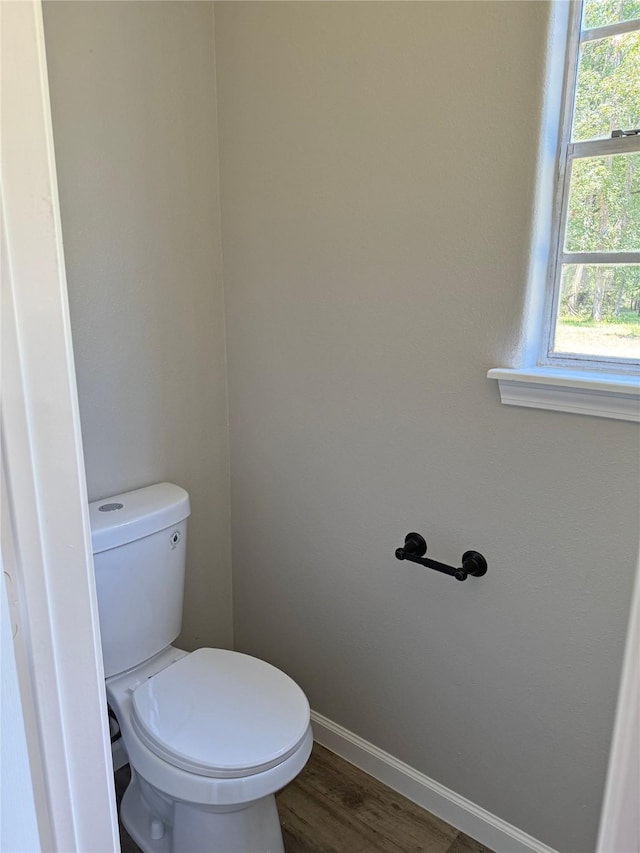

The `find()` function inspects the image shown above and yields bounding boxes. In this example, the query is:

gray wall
[214,3,639,851]
[42,2,639,850]
[43,2,233,651]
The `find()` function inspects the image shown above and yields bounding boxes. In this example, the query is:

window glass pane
[572,31,640,141]
[582,0,640,30]
[564,153,640,252]
[551,264,640,359]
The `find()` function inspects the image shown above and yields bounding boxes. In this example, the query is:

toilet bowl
[89,483,312,853]
[108,647,312,853]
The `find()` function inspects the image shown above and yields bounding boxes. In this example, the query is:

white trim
[538,2,640,373]
[487,368,640,421]
[560,252,640,266]
[570,136,640,158]
[581,17,640,42]
[520,0,572,367]
[540,0,581,366]
[596,554,640,853]
[1,2,120,850]
[310,711,558,853]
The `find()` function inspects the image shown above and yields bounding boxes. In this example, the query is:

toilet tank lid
[89,483,190,554]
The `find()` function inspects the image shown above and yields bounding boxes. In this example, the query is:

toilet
[89,482,312,853]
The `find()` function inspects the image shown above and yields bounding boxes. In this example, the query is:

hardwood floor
[114,744,493,853]
[277,745,491,853]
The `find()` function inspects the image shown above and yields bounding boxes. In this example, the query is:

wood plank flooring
[114,743,493,853]
[277,745,491,853]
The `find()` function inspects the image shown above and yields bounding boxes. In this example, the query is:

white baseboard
[310,711,558,853]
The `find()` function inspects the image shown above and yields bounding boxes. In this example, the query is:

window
[489,0,640,420]
[545,0,640,369]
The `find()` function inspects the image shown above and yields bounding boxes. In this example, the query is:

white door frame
[596,555,640,853]
[1,1,119,849]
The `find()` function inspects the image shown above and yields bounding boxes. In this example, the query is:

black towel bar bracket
[395,532,487,582]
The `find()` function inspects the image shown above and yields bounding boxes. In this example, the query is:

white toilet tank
[89,483,191,679]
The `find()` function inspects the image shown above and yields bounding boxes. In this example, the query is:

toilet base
[121,767,286,853]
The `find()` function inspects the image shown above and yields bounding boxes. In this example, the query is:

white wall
[1,568,40,853]
[42,1,232,650]
[214,4,640,851]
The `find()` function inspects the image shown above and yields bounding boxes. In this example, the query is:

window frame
[488,1,640,422]
[541,1,640,373]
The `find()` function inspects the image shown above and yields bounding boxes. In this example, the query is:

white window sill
[488,367,640,422]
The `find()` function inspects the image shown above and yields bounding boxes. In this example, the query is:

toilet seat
[131,648,310,778]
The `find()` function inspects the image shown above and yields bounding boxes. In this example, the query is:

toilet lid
[130,648,310,778]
